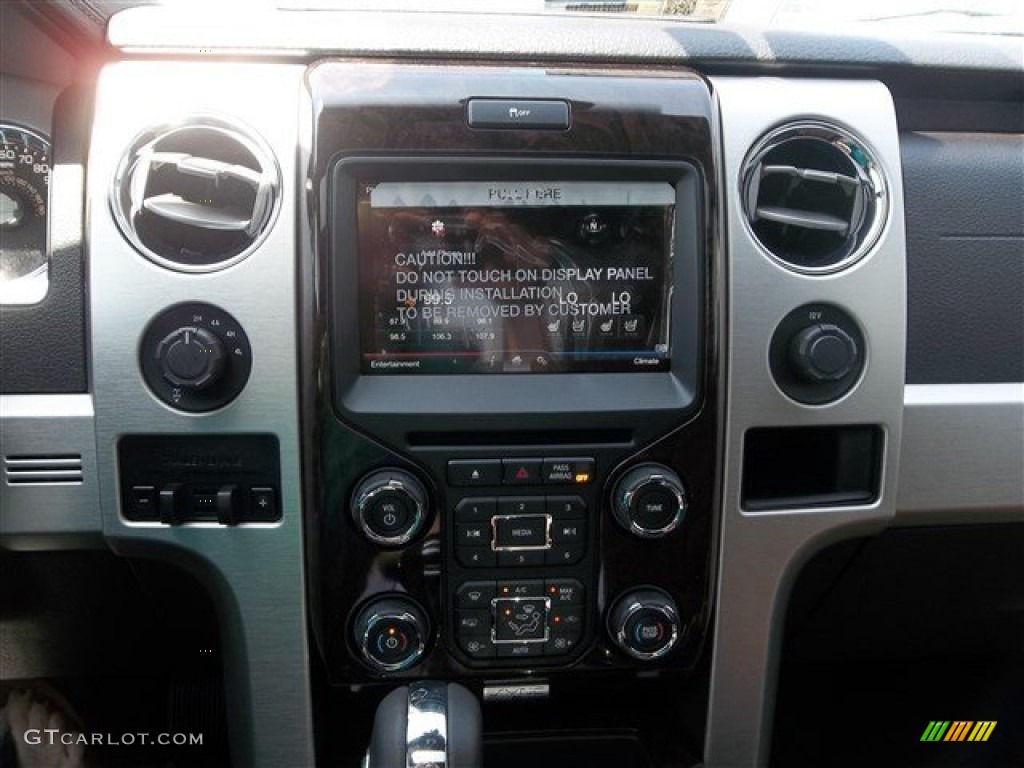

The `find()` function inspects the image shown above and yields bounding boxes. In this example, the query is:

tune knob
[351,469,429,547]
[608,588,682,661]
[353,596,430,673]
[788,323,860,383]
[155,326,226,390]
[612,463,687,538]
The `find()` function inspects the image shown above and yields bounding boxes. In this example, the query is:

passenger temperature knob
[612,463,687,538]
[608,588,682,661]
[351,468,429,547]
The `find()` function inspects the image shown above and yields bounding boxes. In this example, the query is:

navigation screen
[357,180,675,375]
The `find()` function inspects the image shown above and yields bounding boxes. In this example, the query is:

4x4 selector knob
[612,463,687,538]
[156,326,226,390]
[351,469,429,547]
[352,596,429,673]
[139,302,252,413]
[608,588,682,661]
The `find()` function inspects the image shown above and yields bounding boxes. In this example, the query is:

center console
[304,63,719,689]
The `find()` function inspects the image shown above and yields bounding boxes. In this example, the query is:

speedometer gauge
[0,123,51,304]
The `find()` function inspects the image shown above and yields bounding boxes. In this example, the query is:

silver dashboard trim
[704,77,907,768]
[0,394,101,546]
[897,383,1024,524]
[86,62,313,768]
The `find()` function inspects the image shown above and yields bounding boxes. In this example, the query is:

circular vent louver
[112,117,280,272]
[741,121,887,273]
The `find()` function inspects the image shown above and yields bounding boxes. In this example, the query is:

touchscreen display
[358,180,675,374]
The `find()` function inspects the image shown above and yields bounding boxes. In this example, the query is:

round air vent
[740,121,887,273]
[111,117,280,272]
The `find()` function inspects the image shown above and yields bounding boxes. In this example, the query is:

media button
[493,514,549,549]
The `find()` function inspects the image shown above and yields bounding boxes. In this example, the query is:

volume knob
[351,469,429,547]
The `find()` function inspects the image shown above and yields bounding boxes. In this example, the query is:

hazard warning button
[502,458,543,486]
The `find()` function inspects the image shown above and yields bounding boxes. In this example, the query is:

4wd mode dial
[156,326,226,390]
[140,302,252,412]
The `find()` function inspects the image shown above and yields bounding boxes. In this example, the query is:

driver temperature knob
[612,463,687,538]
[353,596,430,673]
[351,468,429,547]
[608,588,682,661]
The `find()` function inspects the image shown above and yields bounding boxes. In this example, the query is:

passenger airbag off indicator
[542,458,595,485]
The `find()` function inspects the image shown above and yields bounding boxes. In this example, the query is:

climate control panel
[453,578,585,660]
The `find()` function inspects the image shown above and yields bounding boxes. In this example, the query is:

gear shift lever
[364,681,482,768]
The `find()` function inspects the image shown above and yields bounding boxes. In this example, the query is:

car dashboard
[1,4,1022,768]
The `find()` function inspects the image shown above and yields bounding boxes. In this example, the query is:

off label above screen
[357,180,676,375]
